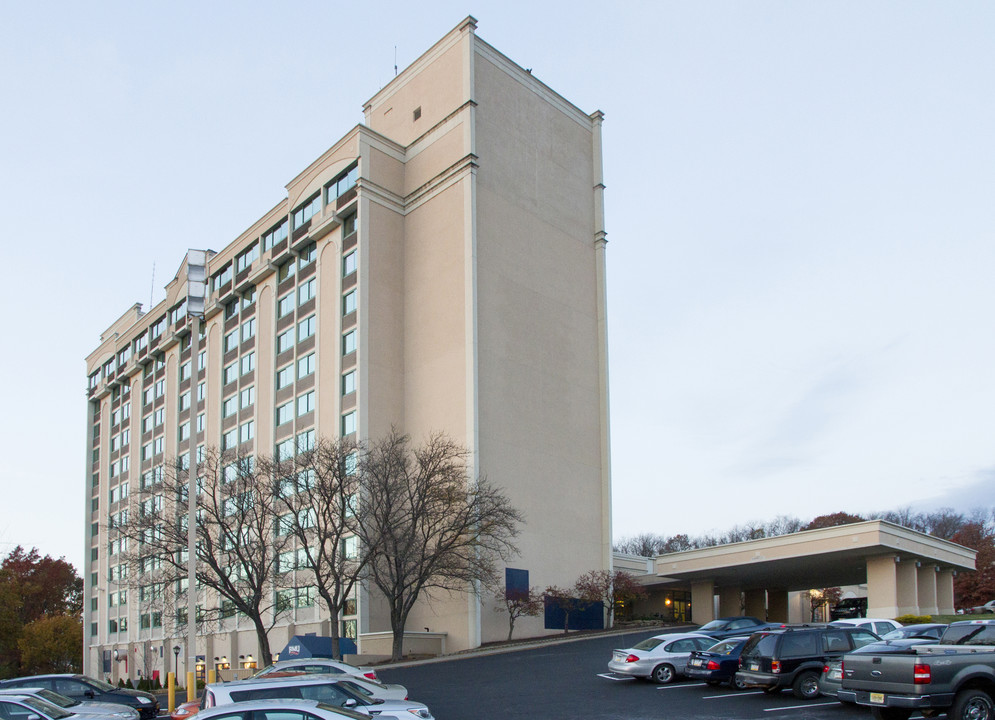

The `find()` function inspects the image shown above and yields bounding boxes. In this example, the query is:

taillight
[364,671,378,680]
[823,664,830,674]
[624,654,639,663]
[914,663,931,684]
[706,660,720,670]
[771,660,781,674]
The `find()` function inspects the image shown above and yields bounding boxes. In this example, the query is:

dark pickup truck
[838,619,995,720]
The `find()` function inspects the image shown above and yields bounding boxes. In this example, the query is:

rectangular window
[341,411,356,436]
[262,219,289,251]
[276,402,294,426]
[276,365,294,389]
[277,329,294,354]
[342,329,356,355]
[222,428,237,450]
[240,386,255,408]
[142,443,152,461]
[198,350,206,371]
[297,353,315,379]
[143,387,154,406]
[297,315,316,342]
[292,194,320,228]
[154,379,165,398]
[179,390,191,412]
[224,299,238,319]
[223,363,237,384]
[239,420,254,443]
[179,361,191,382]
[224,330,238,352]
[276,439,294,461]
[296,429,315,454]
[197,381,206,402]
[277,261,295,283]
[235,241,259,273]
[153,437,164,455]
[241,318,256,342]
[343,250,357,277]
[240,352,255,375]
[298,241,317,267]
[342,370,356,395]
[222,395,237,418]
[297,391,315,416]
[342,290,357,315]
[277,293,294,318]
[341,213,357,237]
[298,278,316,305]
[212,264,233,292]
[122,402,130,420]
[154,408,164,426]
[196,413,205,433]
[178,422,190,442]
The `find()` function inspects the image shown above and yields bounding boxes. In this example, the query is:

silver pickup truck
[837,619,995,720]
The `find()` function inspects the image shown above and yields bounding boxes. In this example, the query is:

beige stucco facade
[619,521,976,625]
[83,17,610,680]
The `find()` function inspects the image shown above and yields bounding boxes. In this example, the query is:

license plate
[749,662,759,671]
[690,659,701,667]
[829,669,842,680]
[870,693,885,704]
[613,652,625,661]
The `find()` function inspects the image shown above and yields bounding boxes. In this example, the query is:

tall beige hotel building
[84,17,610,678]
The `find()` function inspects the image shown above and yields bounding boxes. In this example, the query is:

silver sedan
[607,632,717,683]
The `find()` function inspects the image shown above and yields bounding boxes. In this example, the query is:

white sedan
[608,632,717,683]
[196,699,370,720]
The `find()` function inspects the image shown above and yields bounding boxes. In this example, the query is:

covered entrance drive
[622,520,976,623]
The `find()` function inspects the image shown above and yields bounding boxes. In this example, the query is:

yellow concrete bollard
[207,669,216,684]
[187,671,195,702]
[167,672,176,713]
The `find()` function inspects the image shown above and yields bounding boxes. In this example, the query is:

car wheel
[730,675,749,691]
[791,671,820,700]
[871,709,912,720]
[651,664,676,684]
[950,689,995,720]
[762,686,781,695]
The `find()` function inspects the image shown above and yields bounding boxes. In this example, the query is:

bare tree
[264,438,367,660]
[118,448,293,665]
[492,584,544,642]
[575,569,647,628]
[356,430,523,661]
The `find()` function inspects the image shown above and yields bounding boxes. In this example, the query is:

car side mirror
[343,700,357,708]
[27,714,42,720]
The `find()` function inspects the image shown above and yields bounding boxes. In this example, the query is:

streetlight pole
[185,250,208,701]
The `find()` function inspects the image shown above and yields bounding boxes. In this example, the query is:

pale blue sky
[1,2,992,569]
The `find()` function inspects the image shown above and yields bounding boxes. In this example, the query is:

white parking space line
[595,673,635,681]
[701,691,766,699]
[763,702,840,712]
[655,683,707,690]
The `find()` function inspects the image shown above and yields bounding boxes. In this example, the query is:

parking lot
[379,628,886,720]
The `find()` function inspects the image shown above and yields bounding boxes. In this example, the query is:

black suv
[735,625,880,699]
[0,675,158,720]
[830,597,868,619]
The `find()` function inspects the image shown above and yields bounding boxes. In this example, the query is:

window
[122,402,131,420]
[240,386,255,408]
[276,439,294,461]
[277,261,295,283]
[342,370,355,395]
[276,402,294,426]
[235,242,259,273]
[240,352,255,375]
[154,379,165,398]
[341,213,357,237]
[222,428,237,450]
[198,350,206,371]
[296,429,315,454]
[224,299,238,319]
[297,353,315,379]
[111,408,121,427]
[292,194,320,228]
[326,164,358,202]
[179,390,191,411]
[277,329,294,354]
[239,421,255,443]
[149,316,166,340]
[178,422,190,442]
[262,219,288,251]
[343,250,357,277]
[277,293,295,318]
[142,443,152,461]
[168,300,187,326]
[341,411,356,436]
[298,278,316,305]
[155,354,166,371]
[298,241,316,267]
[197,381,206,402]
[297,391,315,416]
[179,361,191,382]
[224,330,238,352]
[154,408,165,426]
[134,334,148,353]
[276,365,294,389]
[241,318,256,342]
[340,536,358,560]
[297,315,316,342]
[344,453,358,476]
[342,329,356,355]
[222,395,237,418]
[342,290,357,315]
[153,437,164,455]
[143,387,154,406]
[212,264,233,292]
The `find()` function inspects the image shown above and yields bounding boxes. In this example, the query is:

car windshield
[82,678,117,693]
[706,640,740,655]
[34,691,79,709]
[20,696,74,720]
[697,620,730,631]
[632,637,665,651]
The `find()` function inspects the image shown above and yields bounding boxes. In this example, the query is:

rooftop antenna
[149,261,156,311]
[394,46,398,76]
